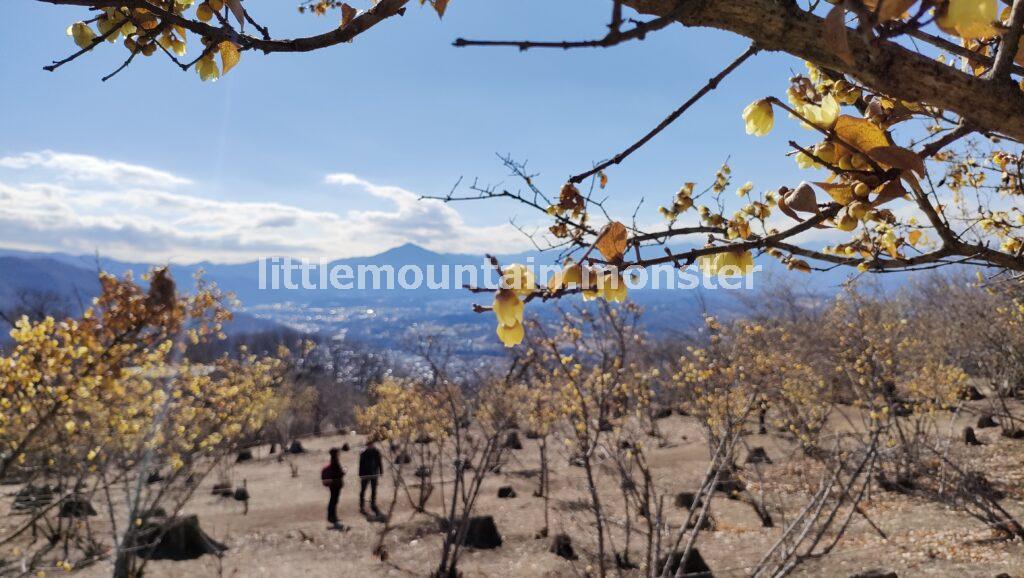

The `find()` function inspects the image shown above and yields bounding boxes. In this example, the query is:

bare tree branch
[622,0,1024,142]
[453,12,675,51]
[568,42,759,185]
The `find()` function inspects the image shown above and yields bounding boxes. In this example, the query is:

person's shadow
[363,509,388,524]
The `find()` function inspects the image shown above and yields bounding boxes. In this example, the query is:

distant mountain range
[0,243,909,353]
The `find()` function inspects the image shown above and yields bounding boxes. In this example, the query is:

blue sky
[0,0,819,263]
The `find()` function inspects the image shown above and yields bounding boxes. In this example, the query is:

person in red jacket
[321,448,345,528]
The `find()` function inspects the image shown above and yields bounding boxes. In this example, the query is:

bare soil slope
[25,410,1024,577]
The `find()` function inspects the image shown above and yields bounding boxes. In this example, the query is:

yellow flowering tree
[357,377,448,514]
[517,302,650,577]
[0,269,288,577]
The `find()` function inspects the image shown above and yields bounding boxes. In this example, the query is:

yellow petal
[598,273,628,302]
[501,264,535,297]
[798,94,840,130]
[701,250,754,277]
[697,252,723,276]
[548,262,584,291]
[730,250,755,276]
[742,99,774,136]
[937,0,998,39]
[67,22,96,49]
[497,321,524,347]
[492,289,523,327]
[197,55,219,82]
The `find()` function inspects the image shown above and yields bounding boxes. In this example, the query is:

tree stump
[745,447,772,464]
[977,414,998,429]
[964,426,982,446]
[657,548,713,577]
[133,515,227,561]
[549,533,577,560]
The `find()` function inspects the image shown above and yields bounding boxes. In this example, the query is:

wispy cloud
[0,152,531,264]
[0,150,192,187]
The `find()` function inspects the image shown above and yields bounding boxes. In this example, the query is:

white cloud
[323,173,363,186]
[0,150,191,187]
[0,152,532,264]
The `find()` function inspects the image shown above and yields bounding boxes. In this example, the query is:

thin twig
[569,42,760,185]
[453,13,674,51]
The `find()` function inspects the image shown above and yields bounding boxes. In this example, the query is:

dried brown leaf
[834,115,889,156]
[595,221,628,262]
[868,145,926,177]
[340,3,357,29]
[824,6,855,67]
[864,0,917,22]
[872,179,908,206]
[225,0,245,27]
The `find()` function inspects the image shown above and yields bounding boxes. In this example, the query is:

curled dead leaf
[595,221,628,263]
[340,3,357,29]
[786,182,820,213]
[777,188,801,222]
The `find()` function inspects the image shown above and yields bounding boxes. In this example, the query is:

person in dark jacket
[321,448,345,528]
[358,441,384,515]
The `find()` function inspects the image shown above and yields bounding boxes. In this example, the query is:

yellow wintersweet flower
[492,288,524,328]
[742,99,774,136]
[548,261,584,291]
[196,54,220,82]
[67,22,96,49]
[496,321,524,347]
[937,0,997,40]
[798,93,840,130]
[597,273,628,303]
[795,151,819,169]
[698,249,755,276]
[501,263,535,297]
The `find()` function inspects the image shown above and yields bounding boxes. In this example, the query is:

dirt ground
[9,406,1024,578]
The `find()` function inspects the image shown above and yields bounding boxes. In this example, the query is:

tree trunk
[112,550,135,578]
[623,0,1024,142]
